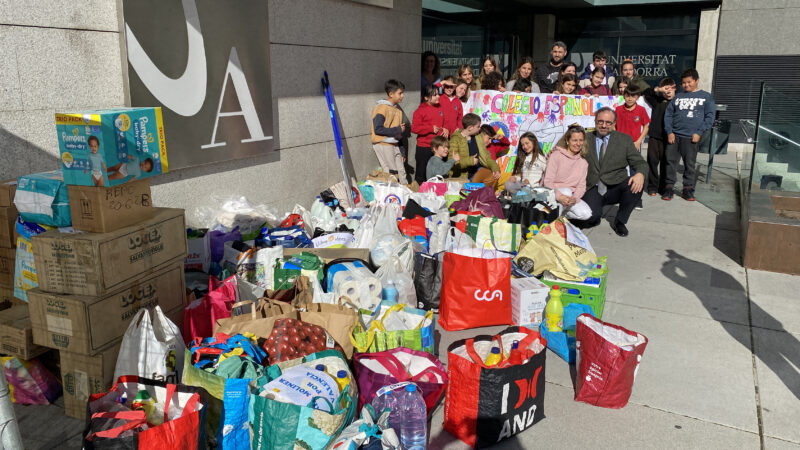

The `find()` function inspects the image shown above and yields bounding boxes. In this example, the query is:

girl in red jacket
[440,76,464,137]
[412,84,448,184]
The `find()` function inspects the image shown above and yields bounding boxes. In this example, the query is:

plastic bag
[114,306,185,383]
[375,256,417,308]
[1,356,61,405]
[194,196,279,239]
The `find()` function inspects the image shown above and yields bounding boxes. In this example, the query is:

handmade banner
[464,90,652,173]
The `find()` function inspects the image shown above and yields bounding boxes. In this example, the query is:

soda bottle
[484,347,502,367]
[399,384,427,450]
[507,340,524,365]
[545,285,564,332]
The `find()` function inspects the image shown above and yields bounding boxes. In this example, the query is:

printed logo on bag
[474,289,503,302]
[516,257,534,273]
[501,367,543,414]
[384,194,402,204]
[496,366,543,441]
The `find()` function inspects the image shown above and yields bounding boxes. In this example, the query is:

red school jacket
[412,102,445,148]
[440,95,464,135]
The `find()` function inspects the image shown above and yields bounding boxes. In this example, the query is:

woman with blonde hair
[543,125,592,220]
[458,64,479,90]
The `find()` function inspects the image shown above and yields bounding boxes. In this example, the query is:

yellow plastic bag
[514,219,597,281]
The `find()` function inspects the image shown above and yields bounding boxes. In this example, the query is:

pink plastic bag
[420,176,447,196]
[2,356,61,405]
[182,275,238,343]
[353,347,448,415]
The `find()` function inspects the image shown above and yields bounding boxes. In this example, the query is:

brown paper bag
[299,297,360,359]
[213,299,296,337]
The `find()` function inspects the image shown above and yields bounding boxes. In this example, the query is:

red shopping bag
[182,275,238,343]
[84,376,206,449]
[353,347,448,415]
[444,326,546,448]
[574,314,648,409]
[439,248,512,331]
[398,216,427,239]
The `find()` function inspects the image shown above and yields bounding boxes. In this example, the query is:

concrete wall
[717,0,800,56]
[0,0,422,223]
[695,7,720,92]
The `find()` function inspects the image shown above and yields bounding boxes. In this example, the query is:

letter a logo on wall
[123,0,275,170]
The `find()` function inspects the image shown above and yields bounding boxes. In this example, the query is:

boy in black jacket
[642,77,677,196]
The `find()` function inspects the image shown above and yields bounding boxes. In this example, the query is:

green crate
[542,272,607,319]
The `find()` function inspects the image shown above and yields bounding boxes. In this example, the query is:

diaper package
[14,171,71,227]
[55,107,167,187]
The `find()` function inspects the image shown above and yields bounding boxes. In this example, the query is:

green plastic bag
[273,253,324,290]
[465,215,481,240]
[250,350,357,450]
[349,302,435,354]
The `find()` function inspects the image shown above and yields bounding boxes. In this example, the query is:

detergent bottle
[544,285,564,332]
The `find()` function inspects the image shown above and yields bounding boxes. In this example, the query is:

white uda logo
[474,289,503,302]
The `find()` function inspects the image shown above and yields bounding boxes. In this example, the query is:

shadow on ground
[661,250,800,400]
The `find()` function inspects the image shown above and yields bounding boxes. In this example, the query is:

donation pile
[0,105,650,450]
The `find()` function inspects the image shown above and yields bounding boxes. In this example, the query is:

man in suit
[579,107,647,236]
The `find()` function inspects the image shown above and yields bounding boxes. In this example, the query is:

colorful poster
[465,90,652,172]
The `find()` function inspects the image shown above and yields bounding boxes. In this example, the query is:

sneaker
[647,190,658,197]
[635,198,643,210]
[681,188,696,201]
[662,187,674,201]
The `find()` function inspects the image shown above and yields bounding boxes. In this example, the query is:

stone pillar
[696,6,720,92]
[533,14,557,69]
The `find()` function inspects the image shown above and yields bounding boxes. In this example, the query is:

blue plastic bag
[540,303,595,363]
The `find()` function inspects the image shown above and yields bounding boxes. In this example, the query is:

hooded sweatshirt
[411,102,445,148]
[542,146,588,199]
[665,90,716,138]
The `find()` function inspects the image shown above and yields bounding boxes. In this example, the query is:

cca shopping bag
[439,248,513,331]
[353,347,448,415]
[574,314,648,409]
[250,350,357,450]
[444,327,547,448]
[350,302,434,354]
[114,306,185,383]
[84,376,206,450]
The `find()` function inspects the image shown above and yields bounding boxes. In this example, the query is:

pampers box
[55,107,167,187]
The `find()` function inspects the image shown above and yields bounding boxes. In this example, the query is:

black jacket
[535,62,562,93]
[642,88,669,140]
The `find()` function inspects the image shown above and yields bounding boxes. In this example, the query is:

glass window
[617,35,697,84]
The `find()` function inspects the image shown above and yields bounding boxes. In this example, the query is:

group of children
[370,59,715,214]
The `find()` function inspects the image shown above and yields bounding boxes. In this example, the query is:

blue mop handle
[322,74,344,159]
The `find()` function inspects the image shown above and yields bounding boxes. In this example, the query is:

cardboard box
[56,108,167,187]
[0,305,49,360]
[32,207,186,296]
[60,340,121,419]
[28,260,186,355]
[14,170,72,228]
[185,228,210,272]
[0,179,17,208]
[0,247,13,287]
[0,205,17,248]
[68,178,153,233]
[511,277,550,327]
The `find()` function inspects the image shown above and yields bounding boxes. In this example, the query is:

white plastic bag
[194,196,278,236]
[310,199,337,232]
[426,212,450,255]
[113,306,184,383]
[352,206,377,249]
[410,191,447,213]
[375,256,417,308]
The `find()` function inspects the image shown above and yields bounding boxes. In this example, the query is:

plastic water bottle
[373,390,401,436]
[399,384,427,450]
[545,285,564,332]
[382,280,398,302]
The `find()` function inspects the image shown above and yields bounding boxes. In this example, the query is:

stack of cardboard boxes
[23,107,184,419]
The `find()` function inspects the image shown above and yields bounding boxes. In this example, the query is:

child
[482,71,506,92]
[615,84,650,151]
[554,73,579,95]
[663,68,716,201]
[412,84,448,185]
[84,136,106,187]
[448,113,500,188]
[426,136,461,179]
[505,132,547,192]
[616,76,630,96]
[642,77,677,196]
[439,76,464,138]
[579,50,612,86]
[107,154,154,181]
[371,79,409,184]
[579,67,612,96]
[480,124,511,160]
[542,125,592,220]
